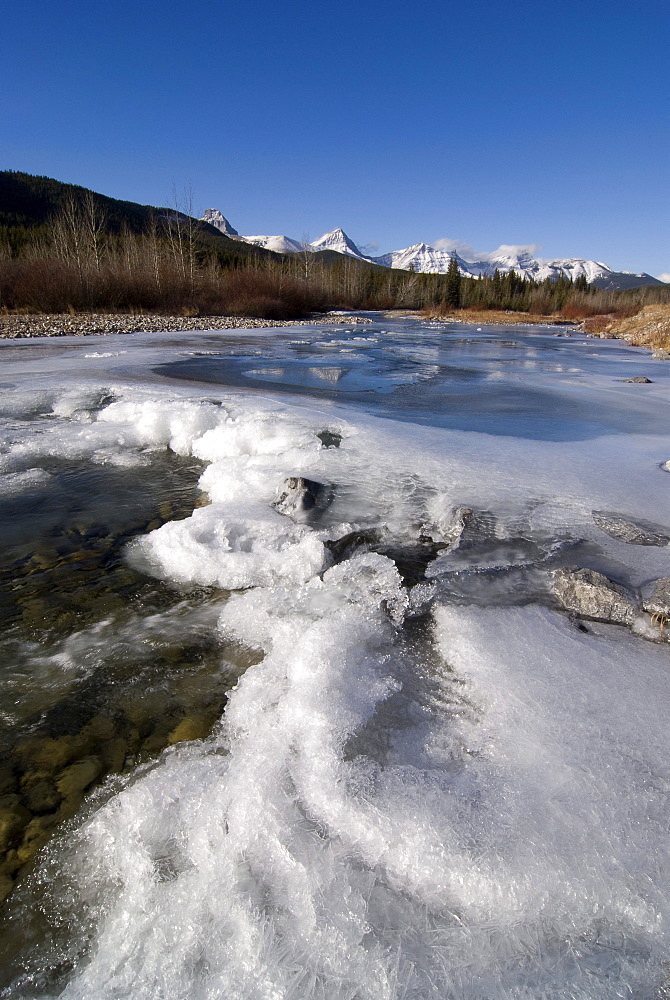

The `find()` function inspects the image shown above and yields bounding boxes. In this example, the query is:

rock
[0,875,14,904]
[642,578,670,618]
[272,477,330,517]
[325,529,380,564]
[100,737,128,774]
[0,767,17,796]
[592,511,670,546]
[73,715,116,755]
[140,732,170,757]
[552,567,637,625]
[429,506,475,548]
[56,757,102,799]
[21,777,62,814]
[16,817,51,865]
[0,796,32,852]
[15,736,74,773]
[316,429,342,449]
[617,376,653,383]
[652,349,670,360]
[167,714,214,745]
[0,313,371,341]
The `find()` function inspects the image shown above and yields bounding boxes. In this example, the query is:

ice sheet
[1,320,669,999]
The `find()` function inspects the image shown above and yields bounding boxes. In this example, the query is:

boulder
[642,578,670,619]
[617,376,652,383]
[592,511,670,546]
[427,505,492,550]
[552,567,637,625]
[0,795,32,852]
[438,506,476,547]
[22,777,61,815]
[272,477,330,518]
[325,529,380,564]
[56,757,102,800]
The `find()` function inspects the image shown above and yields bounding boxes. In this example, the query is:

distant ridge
[0,174,662,290]
[203,208,665,290]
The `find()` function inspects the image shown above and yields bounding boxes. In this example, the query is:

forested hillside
[1,172,668,320]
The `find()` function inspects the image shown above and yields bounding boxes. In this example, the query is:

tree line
[0,193,668,319]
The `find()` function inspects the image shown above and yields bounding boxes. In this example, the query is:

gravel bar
[0,313,373,340]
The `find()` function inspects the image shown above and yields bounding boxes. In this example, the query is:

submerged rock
[592,511,670,546]
[552,567,637,625]
[424,505,487,551]
[21,777,61,815]
[642,577,670,619]
[433,506,476,547]
[0,796,32,853]
[633,576,670,642]
[272,477,331,517]
[325,529,380,564]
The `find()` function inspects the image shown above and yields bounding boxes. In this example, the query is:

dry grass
[584,304,670,351]
[423,308,573,326]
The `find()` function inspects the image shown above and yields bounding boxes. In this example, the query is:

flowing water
[0,317,669,999]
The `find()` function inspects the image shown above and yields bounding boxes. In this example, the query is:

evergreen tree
[445,254,462,308]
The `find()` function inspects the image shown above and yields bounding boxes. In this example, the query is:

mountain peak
[310,229,367,259]
[201,208,239,237]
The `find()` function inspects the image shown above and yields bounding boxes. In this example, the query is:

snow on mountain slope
[310,228,371,260]
[201,209,239,237]
[373,244,495,278]
[241,235,307,253]
[374,243,663,288]
[487,251,612,284]
[200,210,661,287]
[373,243,458,272]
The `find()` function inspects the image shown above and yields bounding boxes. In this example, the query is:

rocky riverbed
[0,313,373,339]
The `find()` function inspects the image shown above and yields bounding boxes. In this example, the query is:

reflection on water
[157,318,668,440]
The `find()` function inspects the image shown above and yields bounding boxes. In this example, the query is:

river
[0,315,668,999]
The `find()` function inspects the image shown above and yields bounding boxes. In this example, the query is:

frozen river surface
[0,316,669,999]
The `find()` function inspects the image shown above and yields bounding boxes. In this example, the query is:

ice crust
[27,578,670,999]
[1,351,670,998]
[130,502,328,589]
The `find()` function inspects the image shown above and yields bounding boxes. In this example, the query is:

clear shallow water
[0,317,669,999]
[155,319,670,439]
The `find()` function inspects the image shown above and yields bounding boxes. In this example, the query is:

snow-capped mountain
[374,243,458,272]
[373,243,489,277]
[485,250,612,285]
[309,228,372,260]
[242,234,307,254]
[372,242,662,288]
[201,209,239,237]
[200,210,663,288]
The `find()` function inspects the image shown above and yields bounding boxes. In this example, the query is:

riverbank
[420,308,578,327]
[2,307,668,358]
[423,305,670,355]
[583,303,670,354]
[0,312,376,339]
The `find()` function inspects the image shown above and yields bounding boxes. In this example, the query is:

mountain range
[201,211,665,290]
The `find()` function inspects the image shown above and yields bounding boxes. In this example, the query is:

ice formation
[0,319,669,999]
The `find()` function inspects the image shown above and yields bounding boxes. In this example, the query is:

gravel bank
[0,313,373,340]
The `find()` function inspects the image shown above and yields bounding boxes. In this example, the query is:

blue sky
[3,0,668,275]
